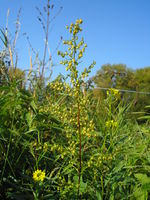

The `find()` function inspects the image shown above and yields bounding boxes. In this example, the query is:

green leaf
[0,28,8,47]
[138,116,150,120]
[73,175,78,184]
[73,176,87,193]
[96,191,102,200]
[80,179,87,193]
[26,112,32,128]
[30,100,37,112]
[109,194,114,200]
[135,174,150,185]
[145,105,150,108]
[134,187,148,200]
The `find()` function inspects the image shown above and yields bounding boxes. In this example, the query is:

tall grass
[0,2,150,199]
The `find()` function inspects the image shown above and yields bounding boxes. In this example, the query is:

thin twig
[41,0,50,78]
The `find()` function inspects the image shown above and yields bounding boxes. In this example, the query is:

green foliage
[0,4,150,200]
[92,64,136,89]
[92,64,150,112]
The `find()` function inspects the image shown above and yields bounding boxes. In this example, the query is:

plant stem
[41,0,50,78]
[77,101,81,200]
[101,175,104,199]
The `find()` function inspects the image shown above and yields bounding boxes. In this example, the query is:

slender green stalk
[77,101,81,199]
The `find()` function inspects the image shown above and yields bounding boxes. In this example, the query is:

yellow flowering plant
[107,88,120,97]
[1,6,149,199]
[105,120,118,129]
[33,169,46,182]
[55,19,97,199]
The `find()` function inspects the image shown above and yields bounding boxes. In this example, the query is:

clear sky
[0,0,150,79]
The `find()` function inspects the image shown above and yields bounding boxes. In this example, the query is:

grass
[0,10,150,200]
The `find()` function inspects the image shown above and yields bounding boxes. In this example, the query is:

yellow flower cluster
[51,143,62,152]
[107,88,119,97]
[76,19,83,24]
[88,153,113,169]
[48,82,71,95]
[82,119,95,138]
[51,105,61,118]
[50,81,64,92]
[66,19,83,35]
[76,38,84,49]
[81,61,96,79]
[58,19,95,85]
[33,169,45,182]
[78,50,83,59]
[88,155,102,168]
[43,142,48,151]
[105,120,118,129]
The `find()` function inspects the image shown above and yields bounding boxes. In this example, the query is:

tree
[92,64,135,104]
[134,67,150,110]
[92,64,136,89]
[91,64,150,111]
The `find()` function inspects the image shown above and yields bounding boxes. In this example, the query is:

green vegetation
[0,1,150,199]
[92,64,150,112]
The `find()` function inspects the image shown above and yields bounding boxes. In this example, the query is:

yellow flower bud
[79,19,83,24]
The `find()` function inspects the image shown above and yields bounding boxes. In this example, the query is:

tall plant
[56,19,96,199]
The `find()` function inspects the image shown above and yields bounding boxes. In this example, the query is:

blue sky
[0,0,150,79]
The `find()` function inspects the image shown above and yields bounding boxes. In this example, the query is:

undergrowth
[0,2,150,200]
